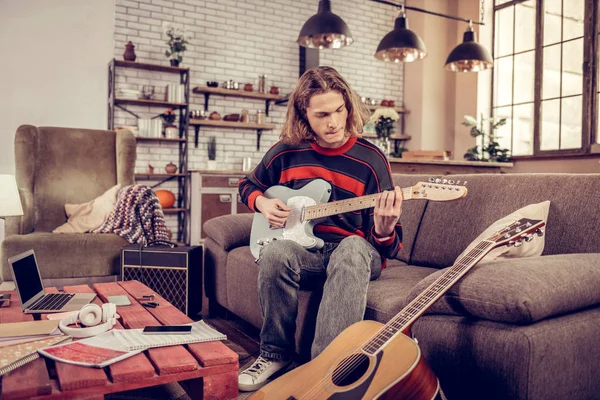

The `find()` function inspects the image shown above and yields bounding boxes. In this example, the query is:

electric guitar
[249,218,546,400]
[250,178,468,259]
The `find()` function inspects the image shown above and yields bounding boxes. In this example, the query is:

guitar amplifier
[121,244,202,317]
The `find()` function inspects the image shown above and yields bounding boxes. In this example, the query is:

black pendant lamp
[375,9,427,63]
[297,0,353,49]
[445,23,493,72]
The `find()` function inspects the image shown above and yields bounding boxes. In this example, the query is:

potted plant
[164,24,189,67]
[369,107,400,156]
[160,109,178,138]
[463,114,511,162]
[207,136,217,170]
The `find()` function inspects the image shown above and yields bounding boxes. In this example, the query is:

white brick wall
[113,0,405,233]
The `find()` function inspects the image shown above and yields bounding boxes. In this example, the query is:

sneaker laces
[242,356,273,379]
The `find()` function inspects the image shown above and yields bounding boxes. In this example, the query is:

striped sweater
[239,136,402,260]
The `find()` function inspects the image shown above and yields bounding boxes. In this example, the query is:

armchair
[0,125,136,284]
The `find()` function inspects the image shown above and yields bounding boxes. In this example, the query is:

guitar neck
[361,240,497,355]
[303,187,413,220]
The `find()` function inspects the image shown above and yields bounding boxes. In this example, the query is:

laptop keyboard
[29,293,75,311]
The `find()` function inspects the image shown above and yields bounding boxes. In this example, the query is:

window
[492,0,598,157]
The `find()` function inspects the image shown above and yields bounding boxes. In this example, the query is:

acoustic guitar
[249,217,545,400]
[250,178,468,258]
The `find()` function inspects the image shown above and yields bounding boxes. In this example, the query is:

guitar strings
[297,241,492,399]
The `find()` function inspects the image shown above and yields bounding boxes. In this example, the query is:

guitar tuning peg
[429,177,436,183]
[435,178,442,184]
[442,179,448,184]
[525,234,534,242]
[513,240,523,248]
[455,180,460,185]
[508,240,515,247]
[448,180,455,185]
[463,181,468,186]
[535,228,544,237]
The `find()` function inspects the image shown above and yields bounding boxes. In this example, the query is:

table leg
[181,370,238,400]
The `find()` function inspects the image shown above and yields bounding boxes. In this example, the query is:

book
[114,320,227,351]
[0,335,71,376]
[38,321,226,368]
[0,320,61,341]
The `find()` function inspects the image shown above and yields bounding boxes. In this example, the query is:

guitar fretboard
[303,187,413,220]
[361,240,496,355]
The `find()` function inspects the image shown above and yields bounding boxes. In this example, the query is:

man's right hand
[255,196,290,228]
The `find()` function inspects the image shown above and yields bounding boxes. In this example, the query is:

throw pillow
[53,184,121,234]
[455,200,550,264]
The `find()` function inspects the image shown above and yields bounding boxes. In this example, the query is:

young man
[237,66,403,392]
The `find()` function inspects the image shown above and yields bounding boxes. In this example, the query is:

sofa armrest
[406,253,600,324]
[203,214,253,251]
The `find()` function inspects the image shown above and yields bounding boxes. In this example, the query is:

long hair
[280,66,369,146]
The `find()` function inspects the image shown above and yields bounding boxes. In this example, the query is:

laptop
[8,249,96,313]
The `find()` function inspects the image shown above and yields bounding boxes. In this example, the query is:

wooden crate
[402,150,451,161]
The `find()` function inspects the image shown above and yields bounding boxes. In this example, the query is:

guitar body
[249,320,440,400]
[250,179,333,258]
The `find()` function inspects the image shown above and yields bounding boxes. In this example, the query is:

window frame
[491,0,599,159]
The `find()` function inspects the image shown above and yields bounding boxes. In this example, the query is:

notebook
[113,320,227,351]
[8,249,96,313]
[0,335,71,376]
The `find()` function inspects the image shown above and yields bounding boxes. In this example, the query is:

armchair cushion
[1,232,128,280]
[405,254,600,324]
[203,214,253,251]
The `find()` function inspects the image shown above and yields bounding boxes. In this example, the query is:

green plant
[463,114,511,162]
[164,25,189,63]
[207,136,217,161]
[160,109,176,125]
[369,108,400,139]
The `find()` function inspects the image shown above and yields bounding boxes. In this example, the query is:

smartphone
[142,325,192,335]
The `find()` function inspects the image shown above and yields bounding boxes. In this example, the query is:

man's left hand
[374,186,403,238]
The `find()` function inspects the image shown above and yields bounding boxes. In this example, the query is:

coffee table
[0,280,238,400]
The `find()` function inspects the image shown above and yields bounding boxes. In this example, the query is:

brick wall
[112,0,405,233]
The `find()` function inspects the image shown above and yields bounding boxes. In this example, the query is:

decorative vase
[170,59,180,67]
[378,137,391,156]
[164,125,178,139]
[123,41,136,62]
[165,162,177,174]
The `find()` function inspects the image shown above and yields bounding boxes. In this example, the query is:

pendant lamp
[375,9,427,63]
[445,22,493,72]
[297,0,354,49]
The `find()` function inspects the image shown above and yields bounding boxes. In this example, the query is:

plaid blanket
[92,184,171,245]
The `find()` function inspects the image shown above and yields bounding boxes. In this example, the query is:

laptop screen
[12,253,43,304]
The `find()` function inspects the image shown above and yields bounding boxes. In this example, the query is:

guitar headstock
[411,179,468,201]
[490,218,545,248]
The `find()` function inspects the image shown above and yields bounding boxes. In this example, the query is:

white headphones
[59,303,119,338]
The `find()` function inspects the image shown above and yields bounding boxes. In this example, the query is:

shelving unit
[108,59,190,244]
[190,86,284,150]
[365,105,411,155]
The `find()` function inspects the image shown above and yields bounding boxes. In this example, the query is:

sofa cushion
[1,232,128,280]
[405,254,600,324]
[365,261,439,323]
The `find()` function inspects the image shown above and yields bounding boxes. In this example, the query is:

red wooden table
[0,280,238,400]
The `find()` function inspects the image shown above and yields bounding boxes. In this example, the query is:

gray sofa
[203,173,600,400]
[1,125,136,284]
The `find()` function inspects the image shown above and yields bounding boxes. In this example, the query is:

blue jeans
[256,236,382,361]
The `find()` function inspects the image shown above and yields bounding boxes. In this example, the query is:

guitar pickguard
[250,180,332,259]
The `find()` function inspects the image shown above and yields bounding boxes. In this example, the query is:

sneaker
[238,355,292,392]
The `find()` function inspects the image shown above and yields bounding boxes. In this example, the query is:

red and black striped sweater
[238,136,402,261]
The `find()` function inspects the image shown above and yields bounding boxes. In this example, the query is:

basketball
[155,190,176,209]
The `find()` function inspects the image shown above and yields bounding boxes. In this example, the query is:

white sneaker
[238,355,292,392]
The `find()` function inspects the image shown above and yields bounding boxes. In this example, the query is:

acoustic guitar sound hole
[331,353,370,387]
